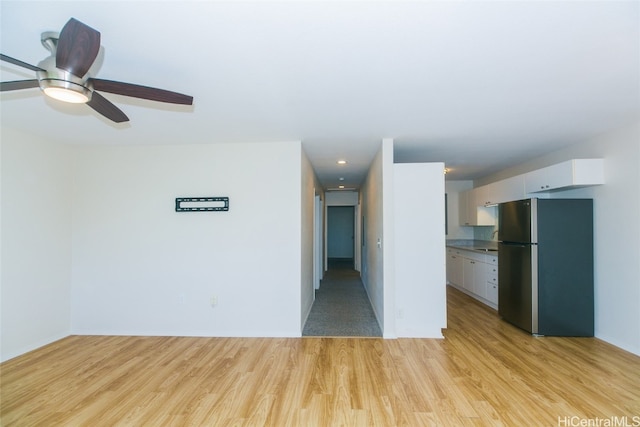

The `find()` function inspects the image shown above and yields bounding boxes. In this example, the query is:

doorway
[303,202,380,336]
[327,206,355,269]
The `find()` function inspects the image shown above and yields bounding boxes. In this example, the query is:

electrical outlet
[210,296,217,307]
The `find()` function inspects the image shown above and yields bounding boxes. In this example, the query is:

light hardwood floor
[2,286,639,426]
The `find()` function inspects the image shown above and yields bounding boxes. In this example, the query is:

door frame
[313,194,323,290]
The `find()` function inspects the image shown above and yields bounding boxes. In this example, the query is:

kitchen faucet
[492,229,499,240]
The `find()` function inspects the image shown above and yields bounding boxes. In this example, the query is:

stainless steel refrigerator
[498,198,594,336]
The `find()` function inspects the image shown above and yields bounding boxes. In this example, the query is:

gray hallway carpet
[302,259,382,337]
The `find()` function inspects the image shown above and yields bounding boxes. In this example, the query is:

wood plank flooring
[2,286,639,426]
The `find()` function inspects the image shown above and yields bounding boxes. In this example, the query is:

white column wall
[394,163,447,338]
[1,128,73,362]
[301,147,322,330]
[360,143,386,332]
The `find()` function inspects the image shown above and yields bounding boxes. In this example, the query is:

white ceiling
[1,1,638,188]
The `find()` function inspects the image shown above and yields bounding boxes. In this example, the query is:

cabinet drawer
[487,283,498,304]
[487,274,498,286]
[487,265,498,277]
[460,250,487,263]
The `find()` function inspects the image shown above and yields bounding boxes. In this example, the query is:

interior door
[327,206,355,262]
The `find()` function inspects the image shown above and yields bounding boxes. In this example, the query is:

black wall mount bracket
[175,197,229,212]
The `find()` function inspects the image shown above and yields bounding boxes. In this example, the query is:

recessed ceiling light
[339,177,345,181]
[337,160,347,165]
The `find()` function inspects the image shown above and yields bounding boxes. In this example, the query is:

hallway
[302,259,382,337]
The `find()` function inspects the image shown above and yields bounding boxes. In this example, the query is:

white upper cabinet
[458,189,470,225]
[474,177,525,207]
[458,190,474,225]
[459,189,496,226]
[473,184,491,206]
[457,159,603,227]
[524,159,604,194]
[488,175,526,204]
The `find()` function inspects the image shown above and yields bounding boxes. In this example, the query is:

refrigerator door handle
[531,198,538,244]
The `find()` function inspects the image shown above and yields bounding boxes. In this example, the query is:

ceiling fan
[0,18,193,123]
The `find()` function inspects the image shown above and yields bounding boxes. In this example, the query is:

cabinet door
[473,261,487,298]
[448,251,463,286]
[446,250,455,284]
[524,159,604,194]
[459,189,496,226]
[458,190,471,225]
[474,185,491,207]
[462,258,475,291]
[473,186,497,226]
[525,162,570,193]
[491,175,525,204]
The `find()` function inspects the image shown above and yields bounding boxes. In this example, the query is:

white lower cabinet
[486,282,498,305]
[485,261,498,305]
[462,258,474,291]
[475,261,488,299]
[446,247,498,309]
[462,258,486,298]
[446,249,463,286]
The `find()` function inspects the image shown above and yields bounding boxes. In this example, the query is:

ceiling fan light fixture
[40,79,91,103]
[3,17,193,123]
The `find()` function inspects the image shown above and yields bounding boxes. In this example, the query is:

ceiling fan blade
[0,54,45,72]
[91,79,193,105]
[1,79,40,92]
[56,18,101,77]
[86,91,129,123]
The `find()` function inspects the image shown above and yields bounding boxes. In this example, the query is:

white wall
[394,163,447,338]
[71,142,303,338]
[301,148,322,330]
[381,139,396,338]
[360,142,386,333]
[325,191,358,206]
[479,122,640,355]
[444,180,474,240]
[1,128,73,362]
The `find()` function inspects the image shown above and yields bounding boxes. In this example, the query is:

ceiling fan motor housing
[36,33,94,103]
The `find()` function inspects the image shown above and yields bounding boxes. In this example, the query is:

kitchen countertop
[446,239,499,254]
